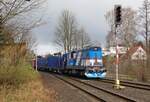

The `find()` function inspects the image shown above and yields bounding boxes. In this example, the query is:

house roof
[120,43,146,61]
[106,43,146,65]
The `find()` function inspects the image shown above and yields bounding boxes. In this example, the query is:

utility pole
[35,49,38,71]
[0,8,4,62]
[36,55,38,71]
[114,5,125,89]
[0,13,2,44]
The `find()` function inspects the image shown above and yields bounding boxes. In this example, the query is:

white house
[120,44,147,61]
[102,48,110,56]
[109,46,128,55]
[131,46,147,60]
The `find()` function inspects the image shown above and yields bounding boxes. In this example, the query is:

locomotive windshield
[89,47,102,59]
[86,47,103,67]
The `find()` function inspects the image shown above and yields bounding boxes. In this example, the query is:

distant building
[102,48,110,56]
[102,46,128,57]
[118,42,147,62]
[109,46,128,55]
[103,43,147,61]
[122,45,147,61]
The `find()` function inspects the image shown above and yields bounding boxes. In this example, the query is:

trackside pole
[113,5,125,89]
[114,26,120,89]
[36,55,38,71]
[113,25,125,90]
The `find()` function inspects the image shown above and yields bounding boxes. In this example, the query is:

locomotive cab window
[94,47,98,51]
[94,53,98,58]
[71,51,76,59]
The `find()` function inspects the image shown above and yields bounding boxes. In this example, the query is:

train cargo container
[47,55,62,71]
[37,56,47,70]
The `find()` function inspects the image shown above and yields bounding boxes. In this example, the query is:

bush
[0,62,38,87]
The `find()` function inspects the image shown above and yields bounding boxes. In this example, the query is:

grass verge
[0,63,57,102]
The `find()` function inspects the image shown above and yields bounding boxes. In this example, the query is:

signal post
[113,5,125,89]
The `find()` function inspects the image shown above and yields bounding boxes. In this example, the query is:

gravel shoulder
[84,79,150,102]
[40,72,100,102]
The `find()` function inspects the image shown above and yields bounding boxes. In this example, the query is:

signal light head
[115,5,122,25]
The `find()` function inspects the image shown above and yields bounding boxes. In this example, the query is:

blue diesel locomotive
[36,46,106,78]
[63,46,106,78]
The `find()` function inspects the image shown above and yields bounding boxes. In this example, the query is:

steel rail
[54,74,137,102]
[54,74,106,102]
[71,77,137,102]
[100,78,150,90]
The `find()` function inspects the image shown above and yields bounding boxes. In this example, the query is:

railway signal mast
[115,5,122,26]
[114,5,124,89]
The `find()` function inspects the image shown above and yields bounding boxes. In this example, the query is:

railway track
[54,74,137,102]
[98,78,150,91]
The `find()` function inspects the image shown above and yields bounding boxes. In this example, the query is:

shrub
[0,61,38,87]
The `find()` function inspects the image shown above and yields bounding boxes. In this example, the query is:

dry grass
[0,77,57,102]
[0,62,57,102]
[105,55,150,82]
[0,44,57,102]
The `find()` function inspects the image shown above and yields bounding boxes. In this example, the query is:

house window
[136,55,139,59]
[142,55,146,59]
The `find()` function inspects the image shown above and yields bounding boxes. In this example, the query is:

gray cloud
[32,0,143,55]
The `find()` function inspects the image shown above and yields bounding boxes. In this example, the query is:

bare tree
[0,0,45,65]
[73,27,91,49]
[0,0,44,43]
[105,9,115,47]
[78,28,91,48]
[54,10,77,52]
[72,29,80,49]
[139,0,150,53]
[54,10,92,52]
[0,0,44,23]
[105,7,138,47]
[72,28,91,49]
[106,31,115,47]
[138,0,150,78]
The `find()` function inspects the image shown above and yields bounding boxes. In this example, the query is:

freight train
[34,46,107,78]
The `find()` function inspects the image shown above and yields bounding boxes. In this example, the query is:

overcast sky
[32,0,144,55]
